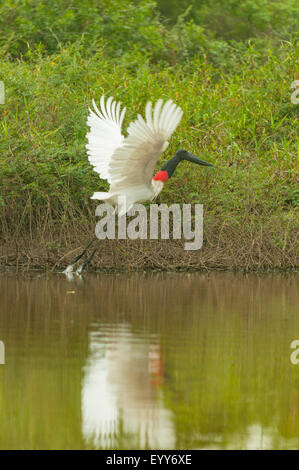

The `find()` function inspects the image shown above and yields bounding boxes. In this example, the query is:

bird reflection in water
[81,324,175,449]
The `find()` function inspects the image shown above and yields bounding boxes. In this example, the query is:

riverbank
[0,2,298,271]
[1,214,297,272]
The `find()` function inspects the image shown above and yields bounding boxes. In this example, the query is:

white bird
[63,95,212,275]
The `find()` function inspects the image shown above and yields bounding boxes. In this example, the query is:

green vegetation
[0,0,298,270]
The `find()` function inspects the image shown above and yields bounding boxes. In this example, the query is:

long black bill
[184,153,213,167]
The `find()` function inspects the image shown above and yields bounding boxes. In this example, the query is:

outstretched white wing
[108,99,183,192]
[86,96,126,183]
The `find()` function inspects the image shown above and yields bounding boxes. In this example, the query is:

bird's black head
[175,149,213,167]
[158,149,212,179]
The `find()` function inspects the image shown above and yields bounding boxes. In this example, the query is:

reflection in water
[0,272,298,449]
[82,325,175,449]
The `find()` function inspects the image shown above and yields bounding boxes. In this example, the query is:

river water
[0,272,298,449]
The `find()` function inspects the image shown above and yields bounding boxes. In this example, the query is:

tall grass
[0,0,298,270]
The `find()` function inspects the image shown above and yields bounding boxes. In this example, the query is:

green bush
[0,0,298,267]
[156,0,299,40]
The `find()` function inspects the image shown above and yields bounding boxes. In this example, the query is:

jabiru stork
[63,95,212,275]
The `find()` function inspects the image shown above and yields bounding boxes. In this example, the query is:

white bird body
[86,96,183,216]
[91,181,164,213]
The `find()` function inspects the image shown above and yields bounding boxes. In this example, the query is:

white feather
[86,95,126,183]
[86,96,183,210]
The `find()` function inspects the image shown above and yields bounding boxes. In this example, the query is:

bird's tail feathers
[90,192,133,217]
[90,192,112,200]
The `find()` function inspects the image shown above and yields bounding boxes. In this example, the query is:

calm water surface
[0,272,298,450]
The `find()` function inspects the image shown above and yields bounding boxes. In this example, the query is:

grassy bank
[0,0,298,271]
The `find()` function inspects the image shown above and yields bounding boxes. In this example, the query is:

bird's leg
[63,235,97,274]
[76,239,101,274]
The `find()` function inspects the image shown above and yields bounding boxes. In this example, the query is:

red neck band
[153,170,169,182]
